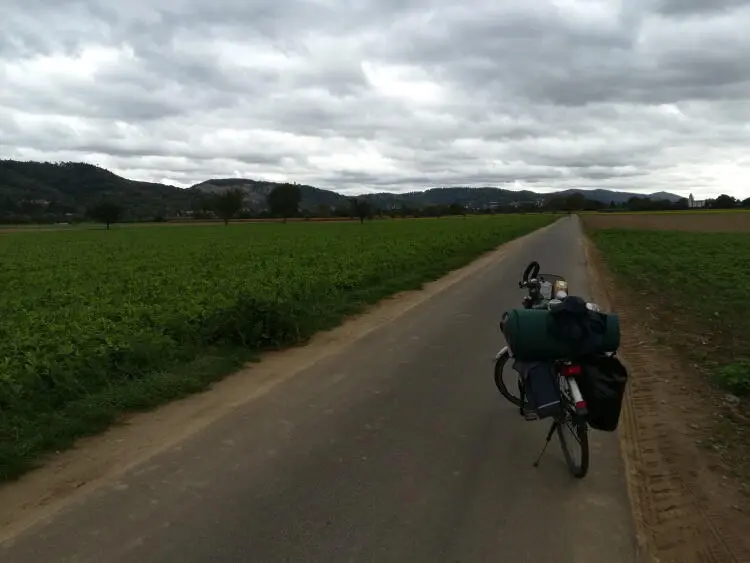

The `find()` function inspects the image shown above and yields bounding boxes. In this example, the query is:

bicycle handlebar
[519,277,542,289]
[522,261,540,284]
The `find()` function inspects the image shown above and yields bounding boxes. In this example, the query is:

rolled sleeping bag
[501,307,620,360]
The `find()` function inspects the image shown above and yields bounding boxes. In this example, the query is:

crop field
[582,210,750,232]
[586,212,750,401]
[580,209,750,215]
[587,217,750,519]
[589,227,749,359]
[0,214,555,480]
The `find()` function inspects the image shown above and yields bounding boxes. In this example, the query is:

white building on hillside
[688,193,706,208]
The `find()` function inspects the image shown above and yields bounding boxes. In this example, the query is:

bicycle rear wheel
[556,409,589,479]
[493,348,523,408]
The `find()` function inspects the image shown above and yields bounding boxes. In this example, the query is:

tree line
[67,189,750,229]
[541,193,750,213]
[619,193,749,211]
[5,186,750,229]
[87,184,379,228]
[88,184,304,228]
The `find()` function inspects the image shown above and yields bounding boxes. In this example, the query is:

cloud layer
[3,0,750,198]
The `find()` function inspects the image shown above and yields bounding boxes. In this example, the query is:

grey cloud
[655,0,749,16]
[1,0,750,199]
[380,3,750,106]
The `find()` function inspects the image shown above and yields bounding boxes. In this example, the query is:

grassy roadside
[585,225,750,480]
[0,216,556,482]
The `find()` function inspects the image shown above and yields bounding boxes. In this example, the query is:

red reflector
[562,364,582,377]
[575,400,587,410]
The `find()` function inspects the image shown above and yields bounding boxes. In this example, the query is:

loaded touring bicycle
[493,261,629,479]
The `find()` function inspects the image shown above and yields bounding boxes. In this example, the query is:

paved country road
[0,217,637,563]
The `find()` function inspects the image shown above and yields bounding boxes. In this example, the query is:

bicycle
[493,261,591,479]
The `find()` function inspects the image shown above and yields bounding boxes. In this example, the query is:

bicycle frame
[559,362,587,416]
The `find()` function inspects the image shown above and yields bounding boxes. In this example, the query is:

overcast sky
[3,0,750,198]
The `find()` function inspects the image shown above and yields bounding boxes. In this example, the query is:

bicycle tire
[493,349,523,407]
[556,411,589,479]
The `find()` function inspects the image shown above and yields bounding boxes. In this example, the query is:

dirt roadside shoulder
[582,234,750,563]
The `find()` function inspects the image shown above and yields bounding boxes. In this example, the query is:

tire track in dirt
[582,234,750,563]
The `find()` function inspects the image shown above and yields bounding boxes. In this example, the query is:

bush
[713,360,750,396]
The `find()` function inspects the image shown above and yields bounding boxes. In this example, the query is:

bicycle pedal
[522,408,539,421]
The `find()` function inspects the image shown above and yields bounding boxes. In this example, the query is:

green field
[589,229,750,395]
[0,215,554,480]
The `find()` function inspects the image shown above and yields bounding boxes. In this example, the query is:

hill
[192,178,349,210]
[358,187,542,209]
[0,159,684,223]
[0,160,197,221]
[190,181,681,210]
[552,188,681,204]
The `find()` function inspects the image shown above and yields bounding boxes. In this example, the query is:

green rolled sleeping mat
[502,308,620,360]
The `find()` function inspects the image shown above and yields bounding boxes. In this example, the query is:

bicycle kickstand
[532,421,558,468]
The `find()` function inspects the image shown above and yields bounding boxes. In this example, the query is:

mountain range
[0,160,682,220]
[194,178,682,209]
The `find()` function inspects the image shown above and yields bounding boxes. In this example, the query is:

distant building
[688,193,706,208]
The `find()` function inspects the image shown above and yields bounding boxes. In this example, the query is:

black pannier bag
[513,360,562,419]
[577,355,629,432]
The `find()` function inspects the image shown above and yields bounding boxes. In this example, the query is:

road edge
[581,231,656,563]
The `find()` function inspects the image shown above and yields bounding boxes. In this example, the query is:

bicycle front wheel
[556,411,589,478]
[493,348,524,408]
